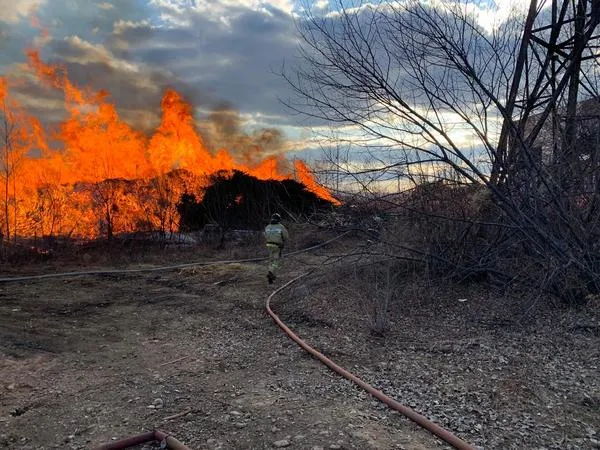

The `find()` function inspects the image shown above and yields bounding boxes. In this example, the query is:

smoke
[200,102,286,162]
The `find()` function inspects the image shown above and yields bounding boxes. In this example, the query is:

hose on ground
[0,231,350,283]
[93,429,190,450]
[3,231,474,449]
[266,273,476,450]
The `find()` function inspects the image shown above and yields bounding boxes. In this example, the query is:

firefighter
[264,213,289,284]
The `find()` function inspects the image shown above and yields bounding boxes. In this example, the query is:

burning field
[0,50,336,241]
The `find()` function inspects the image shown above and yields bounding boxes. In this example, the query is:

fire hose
[267,273,475,450]
[93,429,190,450]
[2,232,475,449]
[0,232,347,283]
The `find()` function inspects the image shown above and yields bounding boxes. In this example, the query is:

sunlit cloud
[0,0,46,23]
[96,2,115,11]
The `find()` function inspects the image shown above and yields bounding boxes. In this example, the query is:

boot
[267,271,275,284]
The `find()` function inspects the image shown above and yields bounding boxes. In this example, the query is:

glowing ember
[0,52,337,239]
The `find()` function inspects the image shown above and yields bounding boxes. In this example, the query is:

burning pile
[0,51,337,240]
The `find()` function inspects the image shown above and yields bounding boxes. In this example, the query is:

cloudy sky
[0,0,324,155]
[0,0,533,166]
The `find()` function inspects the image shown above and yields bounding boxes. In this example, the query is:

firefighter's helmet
[271,213,281,223]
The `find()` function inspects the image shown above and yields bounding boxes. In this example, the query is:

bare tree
[0,91,16,241]
[0,81,38,243]
[286,0,600,303]
[286,0,523,181]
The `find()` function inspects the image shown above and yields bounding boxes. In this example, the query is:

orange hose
[93,429,190,450]
[266,273,475,450]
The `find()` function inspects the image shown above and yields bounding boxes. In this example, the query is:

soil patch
[1,237,599,449]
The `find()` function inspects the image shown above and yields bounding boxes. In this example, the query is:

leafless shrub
[399,182,502,281]
[326,251,418,335]
[0,244,53,266]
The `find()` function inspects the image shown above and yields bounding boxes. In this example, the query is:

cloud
[150,0,295,25]
[96,2,115,11]
[319,0,534,24]
[2,0,307,158]
[314,0,329,10]
[2,0,521,166]
[0,0,331,153]
[58,36,143,75]
[109,0,301,120]
[0,0,46,24]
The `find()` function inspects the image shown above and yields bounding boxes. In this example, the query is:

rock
[152,398,164,409]
[206,438,223,449]
[273,439,291,448]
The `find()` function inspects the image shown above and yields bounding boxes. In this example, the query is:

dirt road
[0,254,441,449]
[1,242,599,449]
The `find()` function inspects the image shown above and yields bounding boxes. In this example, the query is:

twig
[162,408,196,421]
[159,356,189,367]
[211,397,233,407]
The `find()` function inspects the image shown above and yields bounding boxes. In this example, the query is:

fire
[0,75,48,240]
[149,89,212,175]
[295,160,340,205]
[0,51,337,240]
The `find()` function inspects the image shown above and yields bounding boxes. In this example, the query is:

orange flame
[0,51,337,239]
[295,160,340,206]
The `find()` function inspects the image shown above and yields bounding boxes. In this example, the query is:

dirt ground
[0,232,599,450]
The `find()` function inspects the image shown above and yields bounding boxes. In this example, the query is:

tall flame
[295,160,340,205]
[0,51,337,239]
